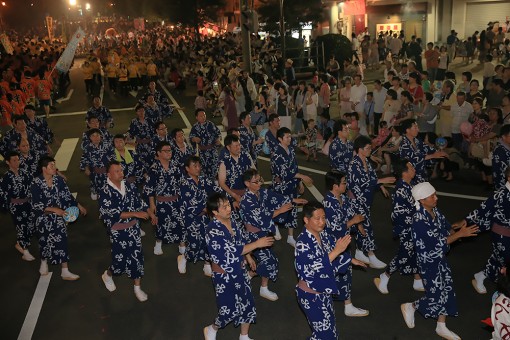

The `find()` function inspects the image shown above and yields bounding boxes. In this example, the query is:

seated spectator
[376,127,402,175]
[372,120,390,148]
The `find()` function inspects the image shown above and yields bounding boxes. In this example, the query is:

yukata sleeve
[143,167,156,198]
[79,148,91,171]
[399,139,413,161]
[30,180,46,216]
[465,191,499,232]
[56,176,77,209]
[207,224,243,272]
[240,194,273,232]
[295,236,338,294]
[0,176,8,211]
[391,188,412,235]
[98,188,120,228]
[349,160,369,199]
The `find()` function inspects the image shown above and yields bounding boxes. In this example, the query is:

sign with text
[376,23,402,34]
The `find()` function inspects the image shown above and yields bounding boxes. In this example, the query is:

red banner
[343,0,366,16]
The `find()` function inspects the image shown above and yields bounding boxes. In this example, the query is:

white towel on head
[411,182,436,209]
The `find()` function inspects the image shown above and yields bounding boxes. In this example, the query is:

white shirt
[107,178,126,198]
[350,83,367,113]
[451,100,474,133]
[373,87,388,113]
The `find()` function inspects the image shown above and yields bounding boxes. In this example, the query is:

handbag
[470,142,485,159]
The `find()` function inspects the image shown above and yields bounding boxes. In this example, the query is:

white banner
[55,27,85,73]
[0,34,14,55]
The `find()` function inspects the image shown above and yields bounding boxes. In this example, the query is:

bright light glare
[69,0,76,6]
[85,3,91,10]
[1,2,6,6]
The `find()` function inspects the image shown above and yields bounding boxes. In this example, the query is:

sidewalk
[329,56,488,120]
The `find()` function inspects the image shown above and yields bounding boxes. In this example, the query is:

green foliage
[151,0,226,26]
[314,34,352,69]
[257,0,325,35]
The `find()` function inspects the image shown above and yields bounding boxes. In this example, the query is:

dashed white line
[157,80,191,129]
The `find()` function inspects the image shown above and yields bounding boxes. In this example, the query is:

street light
[85,3,90,11]
[69,0,76,6]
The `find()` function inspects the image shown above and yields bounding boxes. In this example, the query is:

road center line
[18,273,53,340]
[48,107,134,118]
[256,156,487,201]
[54,138,79,172]
[56,89,74,104]
[157,80,191,129]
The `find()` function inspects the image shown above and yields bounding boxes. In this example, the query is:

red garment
[9,89,27,106]
[409,85,424,104]
[472,118,492,139]
[224,94,238,129]
[36,79,52,100]
[20,78,36,99]
[0,99,13,126]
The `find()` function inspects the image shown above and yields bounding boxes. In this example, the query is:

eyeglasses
[250,178,263,184]
[160,149,172,153]
[158,127,167,131]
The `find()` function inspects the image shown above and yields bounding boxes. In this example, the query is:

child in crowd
[196,70,204,91]
[194,90,207,111]
[311,71,319,86]
[421,71,431,92]
[372,120,390,148]
[305,119,318,161]
[364,92,375,135]
[375,126,402,174]
[483,54,495,89]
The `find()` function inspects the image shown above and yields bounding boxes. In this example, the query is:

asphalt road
[0,58,498,340]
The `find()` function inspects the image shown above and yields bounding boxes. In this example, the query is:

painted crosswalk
[53,138,79,172]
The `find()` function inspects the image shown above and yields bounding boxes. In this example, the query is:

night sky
[1,0,176,30]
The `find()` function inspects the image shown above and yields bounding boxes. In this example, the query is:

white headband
[412,182,436,209]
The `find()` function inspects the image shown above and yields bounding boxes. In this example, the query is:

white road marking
[48,107,134,118]
[56,89,74,104]
[257,156,327,175]
[257,156,487,201]
[17,273,53,340]
[307,184,324,201]
[425,190,486,201]
[72,192,77,199]
[54,138,79,171]
[157,80,191,129]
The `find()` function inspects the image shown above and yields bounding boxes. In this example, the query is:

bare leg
[240,323,250,336]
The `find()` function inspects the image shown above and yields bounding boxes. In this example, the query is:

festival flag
[46,16,54,41]
[0,34,14,55]
[55,27,85,73]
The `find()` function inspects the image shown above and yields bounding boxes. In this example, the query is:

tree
[257,0,325,36]
[159,0,225,27]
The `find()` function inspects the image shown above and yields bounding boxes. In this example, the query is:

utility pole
[279,0,285,61]
[240,0,252,73]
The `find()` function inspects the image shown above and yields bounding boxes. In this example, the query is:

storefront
[366,2,429,41]
[453,0,510,39]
